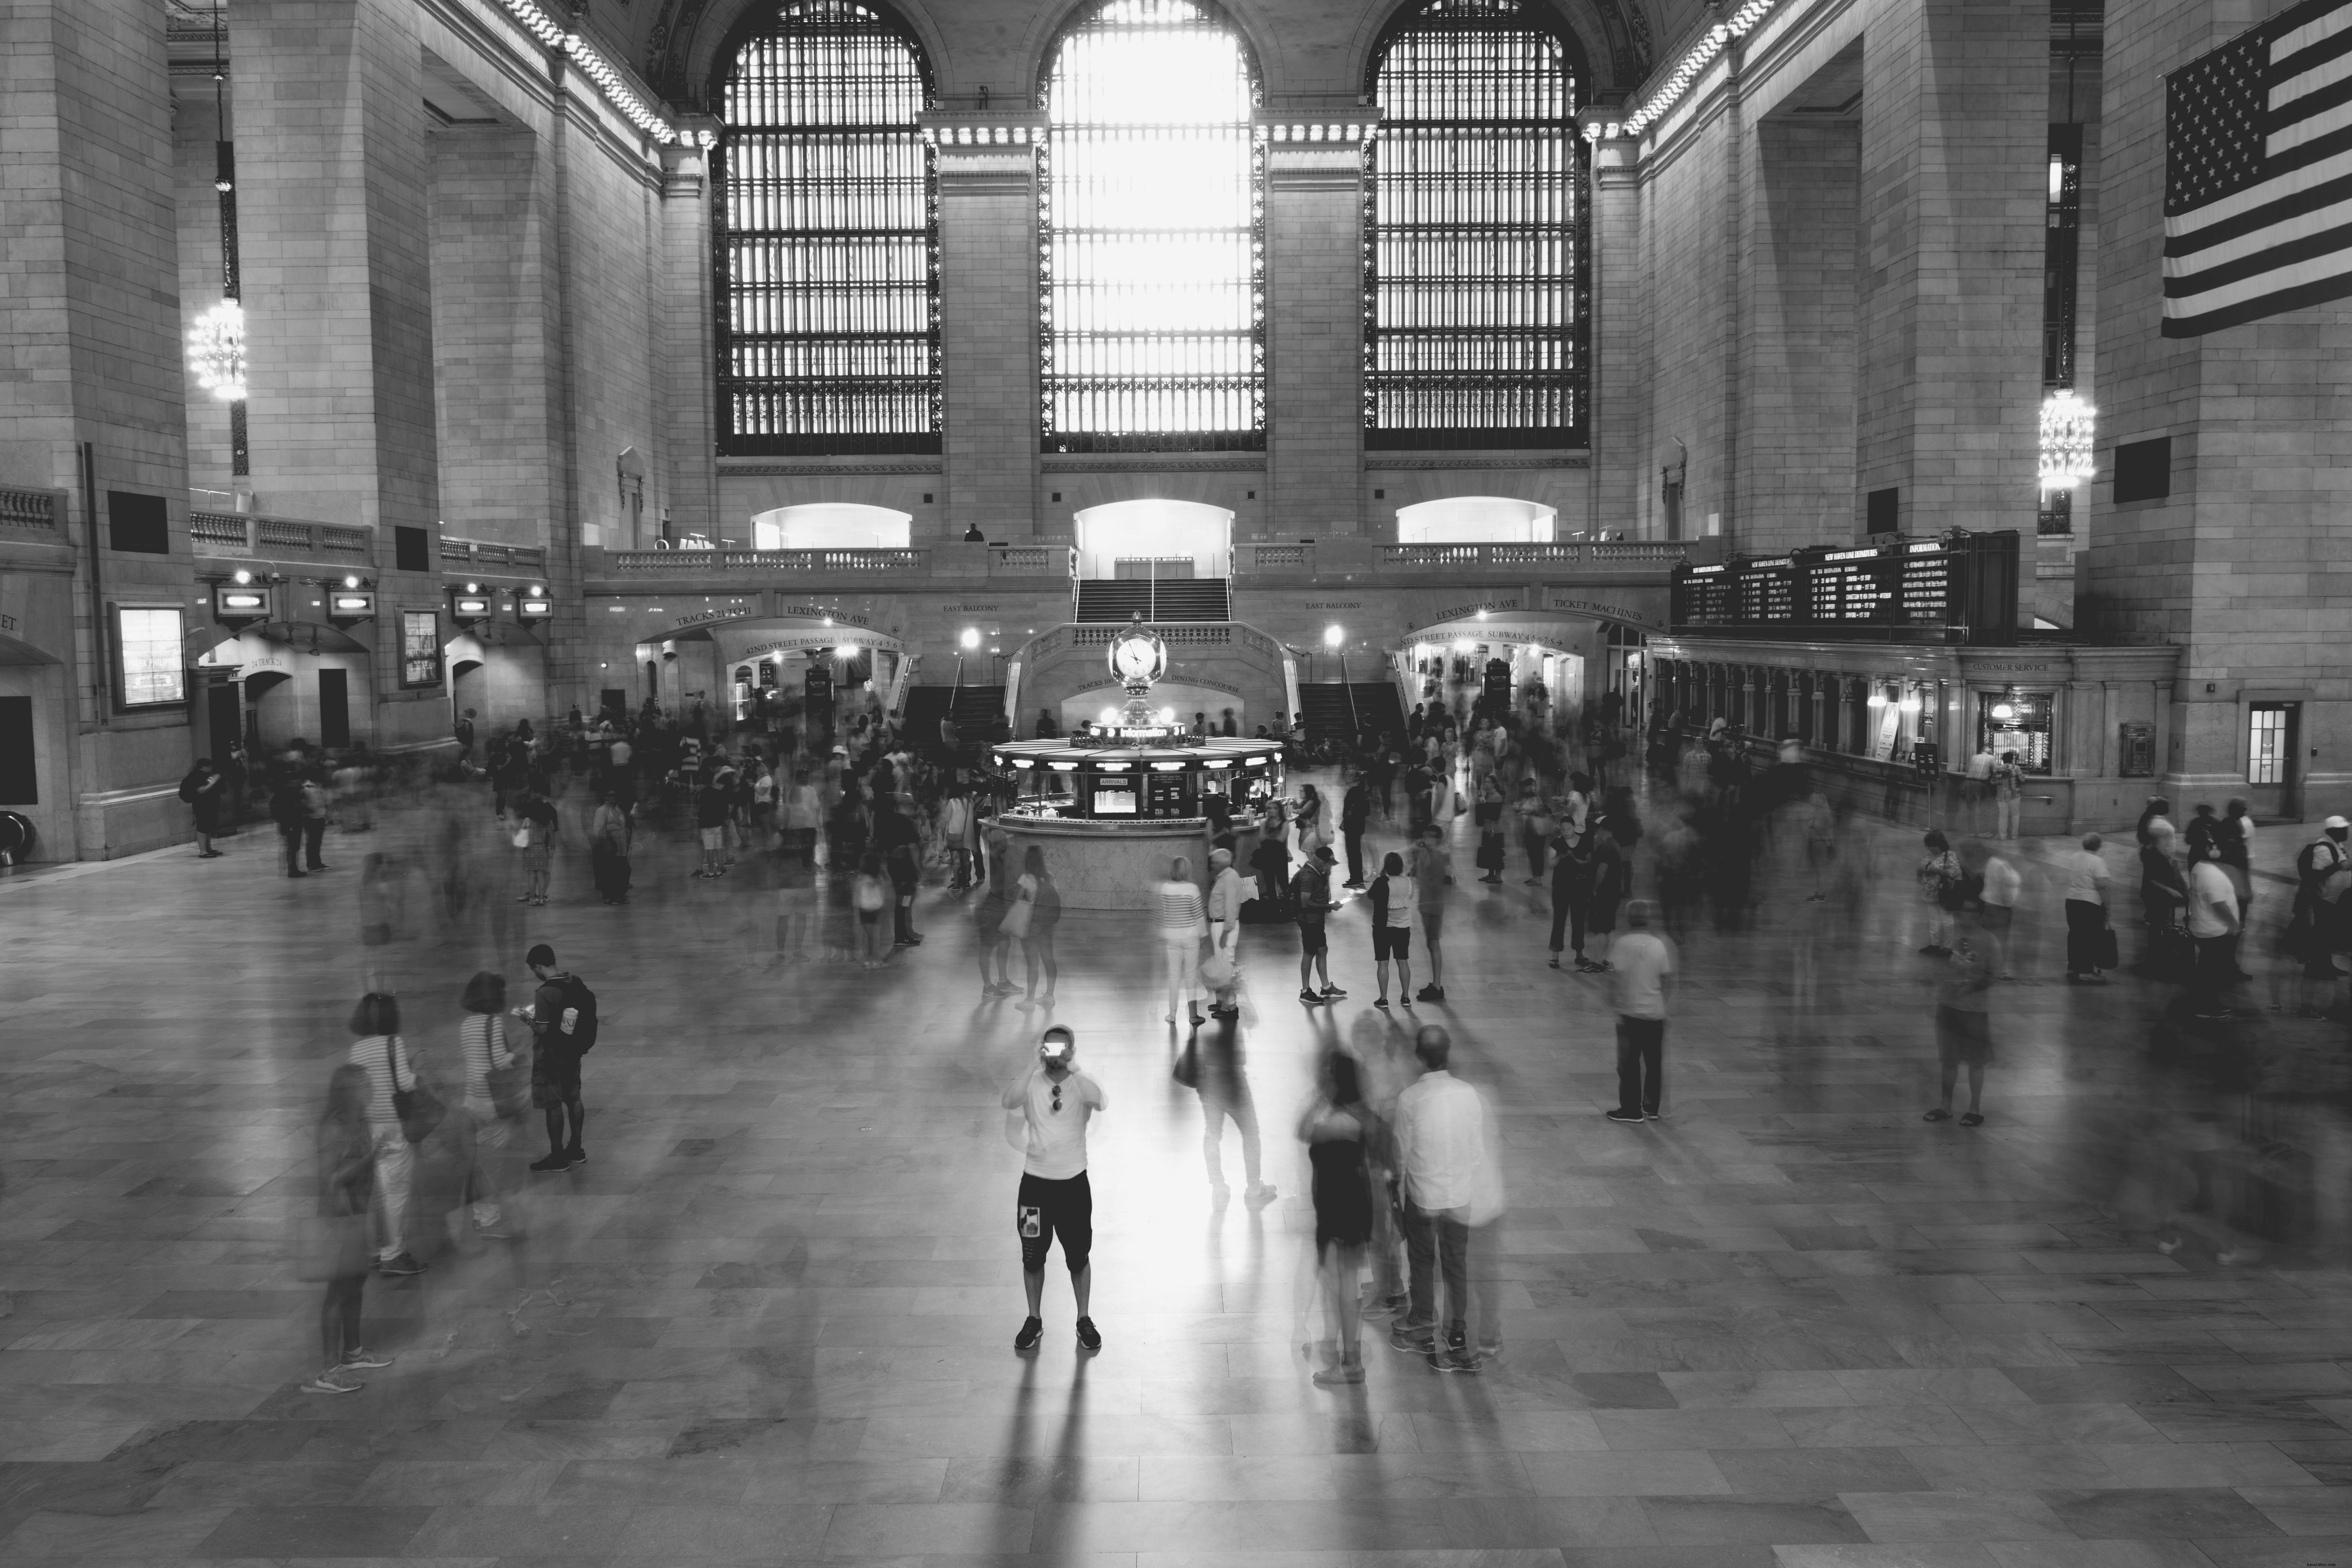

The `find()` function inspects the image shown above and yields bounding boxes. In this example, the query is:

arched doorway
[1071,498,1233,580]
[1394,496,1558,544]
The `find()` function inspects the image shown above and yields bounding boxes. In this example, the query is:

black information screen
[1671,531,2016,644]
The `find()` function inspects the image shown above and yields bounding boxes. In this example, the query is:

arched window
[714,0,938,455]
[1041,0,1263,453]
[1366,0,1583,449]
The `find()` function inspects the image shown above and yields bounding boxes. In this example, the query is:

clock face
[1111,634,1159,682]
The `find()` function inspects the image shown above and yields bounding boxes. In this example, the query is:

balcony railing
[442,536,548,573]
[1373,541,1689,570]
[605,547,925,573]
[192,510,373,561]
[0,487,65,532]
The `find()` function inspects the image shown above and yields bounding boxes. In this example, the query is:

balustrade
[0,487,63,531]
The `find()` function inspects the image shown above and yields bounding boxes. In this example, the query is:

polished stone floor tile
[8,785,2352,1565]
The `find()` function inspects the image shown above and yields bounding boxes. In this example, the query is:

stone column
[234,0,443,745]
[660,138,720,552]
[1265,134,1365,541]
[933,124,1041,544]
[2084,0,2350,818]
[1855,0,2045,538]
[0,0,199,858]
[1588,135,1643,534]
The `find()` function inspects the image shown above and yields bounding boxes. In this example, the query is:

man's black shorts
[1374,924,1412,961]
[1016,1171,1092,1274]
[1297,921,1327,957]
[533,1048,583,1107]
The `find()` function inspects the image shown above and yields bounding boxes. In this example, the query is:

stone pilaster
[933,130,1041,544]
[1855,0,2045,538]
[0,0,198,859]
[234,0,443,745]
[2083,0,2351,817]
[1588,136,1643,536]
[660,139,719,551]
[1265,140,1364,540]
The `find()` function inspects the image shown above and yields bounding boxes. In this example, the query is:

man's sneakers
[1015,1315,1044,1352]
[1604,1108,1647,1124]
[1244,1183,1279,1209]
[1299,989,1324,1005]
[1388,1321,1435,1354]
[339,1348,395,1370]
[1312,1358,1366,1386]
[373,1252,424,1276]
[302,1368,364,1394]
[1321,984,1348,999]
[1428,1346,1484,1374]
[567,1146,587,1166]
[1076,1316,1103,1352]
[1415,984,1446,1003]
[528,1152,573,1173]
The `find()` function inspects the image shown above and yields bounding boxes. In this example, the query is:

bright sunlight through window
[1041,0,1263,452]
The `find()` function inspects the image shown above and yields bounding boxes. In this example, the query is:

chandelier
[2037,389,2095,490]
[187,299,247,402]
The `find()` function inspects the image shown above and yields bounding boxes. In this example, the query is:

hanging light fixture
[187,300,247,401]
[2038,389,2096,489]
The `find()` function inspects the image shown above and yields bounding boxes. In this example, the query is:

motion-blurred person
[1604,901,1675,1123]
[693,762,730,878]
[2186,844,2244,1020]
[1003,1026,1105,1353]
[1299,1049,1374,1385]
[300,767,333,871]
[356,853,409,992]
[1991,750,2023,839]
[459,971,525,1240]
[1969,838,2021,981]
[2136,822,2190,978]
[783,767,823,871]
[852,851,890,968]
[875,797,923,948]
[1410,823,1453,1003]
[347,993,426,1276]
[299,1062,389,1393]
[179,758,225,858]
[1339,771,1370,887]
[975,819,1016,997]
[1250,816,1292,917]
[1291,843,1344,1004]
[1368,851,1417,1010]
[1518,777,1552,885]
[1922,935,1993,1126]
[520,943,596,1170]
[2286,816,2350,1015]
[1206,847,1247,964]
[2061,832,2116,982]
[1585,816,1628,971]
[1390,1025,1502,1371]
[1915,830,1960,957]
[513,786,556,907]
[590,790,632,905]
[1013,844,1062,1009]
[1156,856,1208,1026]
[1474,771,1507,883]
[454,708,476,764]
[2136,795,2175,846]
[1192,1013,1276,1208]
[940,783,972,891]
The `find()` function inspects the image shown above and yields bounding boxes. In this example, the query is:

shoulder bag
[387,1037,446,1144]
[483,1019,531,1119]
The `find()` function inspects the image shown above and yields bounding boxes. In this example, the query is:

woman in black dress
[1298,1050,1374,1386]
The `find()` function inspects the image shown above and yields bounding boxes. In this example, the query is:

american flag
[2164,0,2352,336]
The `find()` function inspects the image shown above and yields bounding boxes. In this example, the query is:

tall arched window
[714,0,938,455]
[1041,0,1263,453]
[1366,0,1583,449]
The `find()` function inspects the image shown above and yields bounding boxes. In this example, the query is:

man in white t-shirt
[2061,834,2114,982]
[2187,854,2242,1018]
[1001,1027,1108,1353]
[1975,844,2022,980]
[1605,901,1676,1123]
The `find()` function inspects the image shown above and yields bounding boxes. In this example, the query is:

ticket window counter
[1978,691,2054,776]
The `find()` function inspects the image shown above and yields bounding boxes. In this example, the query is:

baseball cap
[2326,815,2349,830]
[1313,844,1336,862]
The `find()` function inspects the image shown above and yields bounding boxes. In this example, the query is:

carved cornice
[717,460,944,476]
[1365,453,1592,471]
[1041,455,1267,474]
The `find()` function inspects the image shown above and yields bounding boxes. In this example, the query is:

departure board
[1670,530,2017,644]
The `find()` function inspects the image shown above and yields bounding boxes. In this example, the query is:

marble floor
[5,777,2352,1568]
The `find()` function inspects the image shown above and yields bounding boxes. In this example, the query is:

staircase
[1074,578,1231,623]
[1297,683,1409,749]
[900,685,1006,758]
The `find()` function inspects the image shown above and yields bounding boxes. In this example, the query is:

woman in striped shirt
[1156,857,1207,1028]
[459,972,522,1239]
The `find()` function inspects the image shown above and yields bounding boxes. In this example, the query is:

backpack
[177,771,203,804]
[554,975,599,1053]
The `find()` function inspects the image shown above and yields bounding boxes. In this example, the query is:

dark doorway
[0,695,36,802]
[600,688,626,719]
[319,668,351,750]
[204,683,241,766]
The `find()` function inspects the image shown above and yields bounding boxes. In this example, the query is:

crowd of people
[223,676,2352,1397]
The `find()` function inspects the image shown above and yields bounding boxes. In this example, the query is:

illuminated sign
[516,596,554,619]
[449,593,494,619]
[212,584,269,620]
[328,592,375,621]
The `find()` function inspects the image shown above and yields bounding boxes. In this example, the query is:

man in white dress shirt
[1388,1026,1503,1372]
